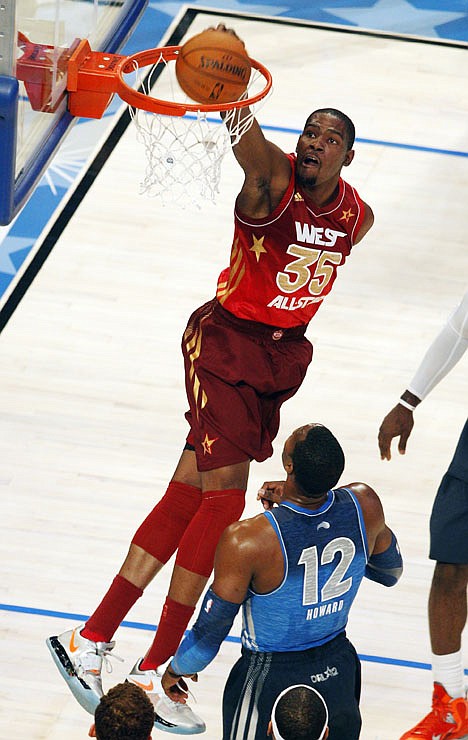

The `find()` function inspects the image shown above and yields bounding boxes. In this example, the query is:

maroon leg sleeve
[132,481,202,562]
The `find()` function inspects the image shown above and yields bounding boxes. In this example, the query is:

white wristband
[398,398,416,412]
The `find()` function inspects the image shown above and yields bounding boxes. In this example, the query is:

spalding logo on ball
[175,29,252,105]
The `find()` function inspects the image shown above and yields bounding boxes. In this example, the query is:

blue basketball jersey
[241,487,369,652]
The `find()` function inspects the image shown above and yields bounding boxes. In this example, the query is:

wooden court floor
[1,12,467,740]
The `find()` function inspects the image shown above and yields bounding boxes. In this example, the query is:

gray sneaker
[127,659,206,735]
[46,624,117,714]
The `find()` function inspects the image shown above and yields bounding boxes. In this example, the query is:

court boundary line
[3,601,468,674]
[187,116,468,158]
[184,6,468,49]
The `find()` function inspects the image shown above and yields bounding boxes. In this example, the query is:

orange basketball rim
[66,40,272,118]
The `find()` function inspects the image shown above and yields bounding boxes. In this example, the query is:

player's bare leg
[119,544,165,589]
[201,458,250,493]
[46,449,203,715]
[167,565,209,607]
[115,450,204,588]
[429,562,468,655]
[160,459,251,608]
[400,562,468,739]
[171,447,204,488]
[141,458,250,665]
[125,457,249,733]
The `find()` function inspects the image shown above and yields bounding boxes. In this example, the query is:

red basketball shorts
[182,299,313,472]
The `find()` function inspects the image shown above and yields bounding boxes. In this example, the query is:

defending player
[160,424,402,739]
[47,25,374,734]
[379,289,468,740]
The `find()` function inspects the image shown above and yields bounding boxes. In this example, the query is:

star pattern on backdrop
[40,155,87,195]
[149,1,290,19]
[38,118,111,194]
[323,0,466,38]
[0,236,32,276]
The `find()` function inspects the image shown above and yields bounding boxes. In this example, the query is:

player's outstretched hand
[378,404,414,460]
[208,22,245,44]
[257,481,286,510]
[161,665,198,704]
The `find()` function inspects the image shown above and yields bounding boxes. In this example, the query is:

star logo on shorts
[202,433,218,455]
[339,208,355,223]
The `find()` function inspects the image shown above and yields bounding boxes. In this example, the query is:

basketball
[175,28,251,105]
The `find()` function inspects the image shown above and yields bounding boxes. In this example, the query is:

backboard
[0,0,147,225]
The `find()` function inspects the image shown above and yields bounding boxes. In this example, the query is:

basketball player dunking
[47,24,374,735]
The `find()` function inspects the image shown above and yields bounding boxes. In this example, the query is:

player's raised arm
[230,115,292,217]
[210,24,291,217]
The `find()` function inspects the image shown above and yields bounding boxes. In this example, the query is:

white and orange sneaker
[126,659,206,735]
[400,683,468,739]
[46,624,118,714]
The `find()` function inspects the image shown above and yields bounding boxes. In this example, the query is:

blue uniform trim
[171,588,240,676]
[257,510,289,595]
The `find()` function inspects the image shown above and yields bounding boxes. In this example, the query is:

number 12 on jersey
[298,537,356,606]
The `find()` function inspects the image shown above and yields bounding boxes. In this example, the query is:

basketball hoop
[66,42,272,207]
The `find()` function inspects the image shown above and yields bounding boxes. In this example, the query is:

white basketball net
[127,53,270,208]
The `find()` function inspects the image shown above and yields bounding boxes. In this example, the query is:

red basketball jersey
[216,154,366,328]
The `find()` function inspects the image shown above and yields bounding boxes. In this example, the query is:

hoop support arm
[67,39,125,118]
[16,36,77,113]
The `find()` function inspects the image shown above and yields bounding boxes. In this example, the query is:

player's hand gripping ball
[175,27,251,105]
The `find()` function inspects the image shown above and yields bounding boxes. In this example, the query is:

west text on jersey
[295,222,346,246]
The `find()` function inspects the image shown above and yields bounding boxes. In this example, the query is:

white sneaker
[127,659,206,735]
[46,624,118,714]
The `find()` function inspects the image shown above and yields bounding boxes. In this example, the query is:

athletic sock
[140,596,194,671]
[82,574,143,643]
[432,650,465,698]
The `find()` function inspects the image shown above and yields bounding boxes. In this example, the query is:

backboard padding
[0,0,147,225]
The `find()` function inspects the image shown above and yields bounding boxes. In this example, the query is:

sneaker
[400,683,468,739]
[126,659,206,735]
[46,624,118,715]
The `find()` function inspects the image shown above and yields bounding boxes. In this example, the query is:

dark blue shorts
[222,632,361,740]
[429,421,468,563]
[430,473,468,563]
